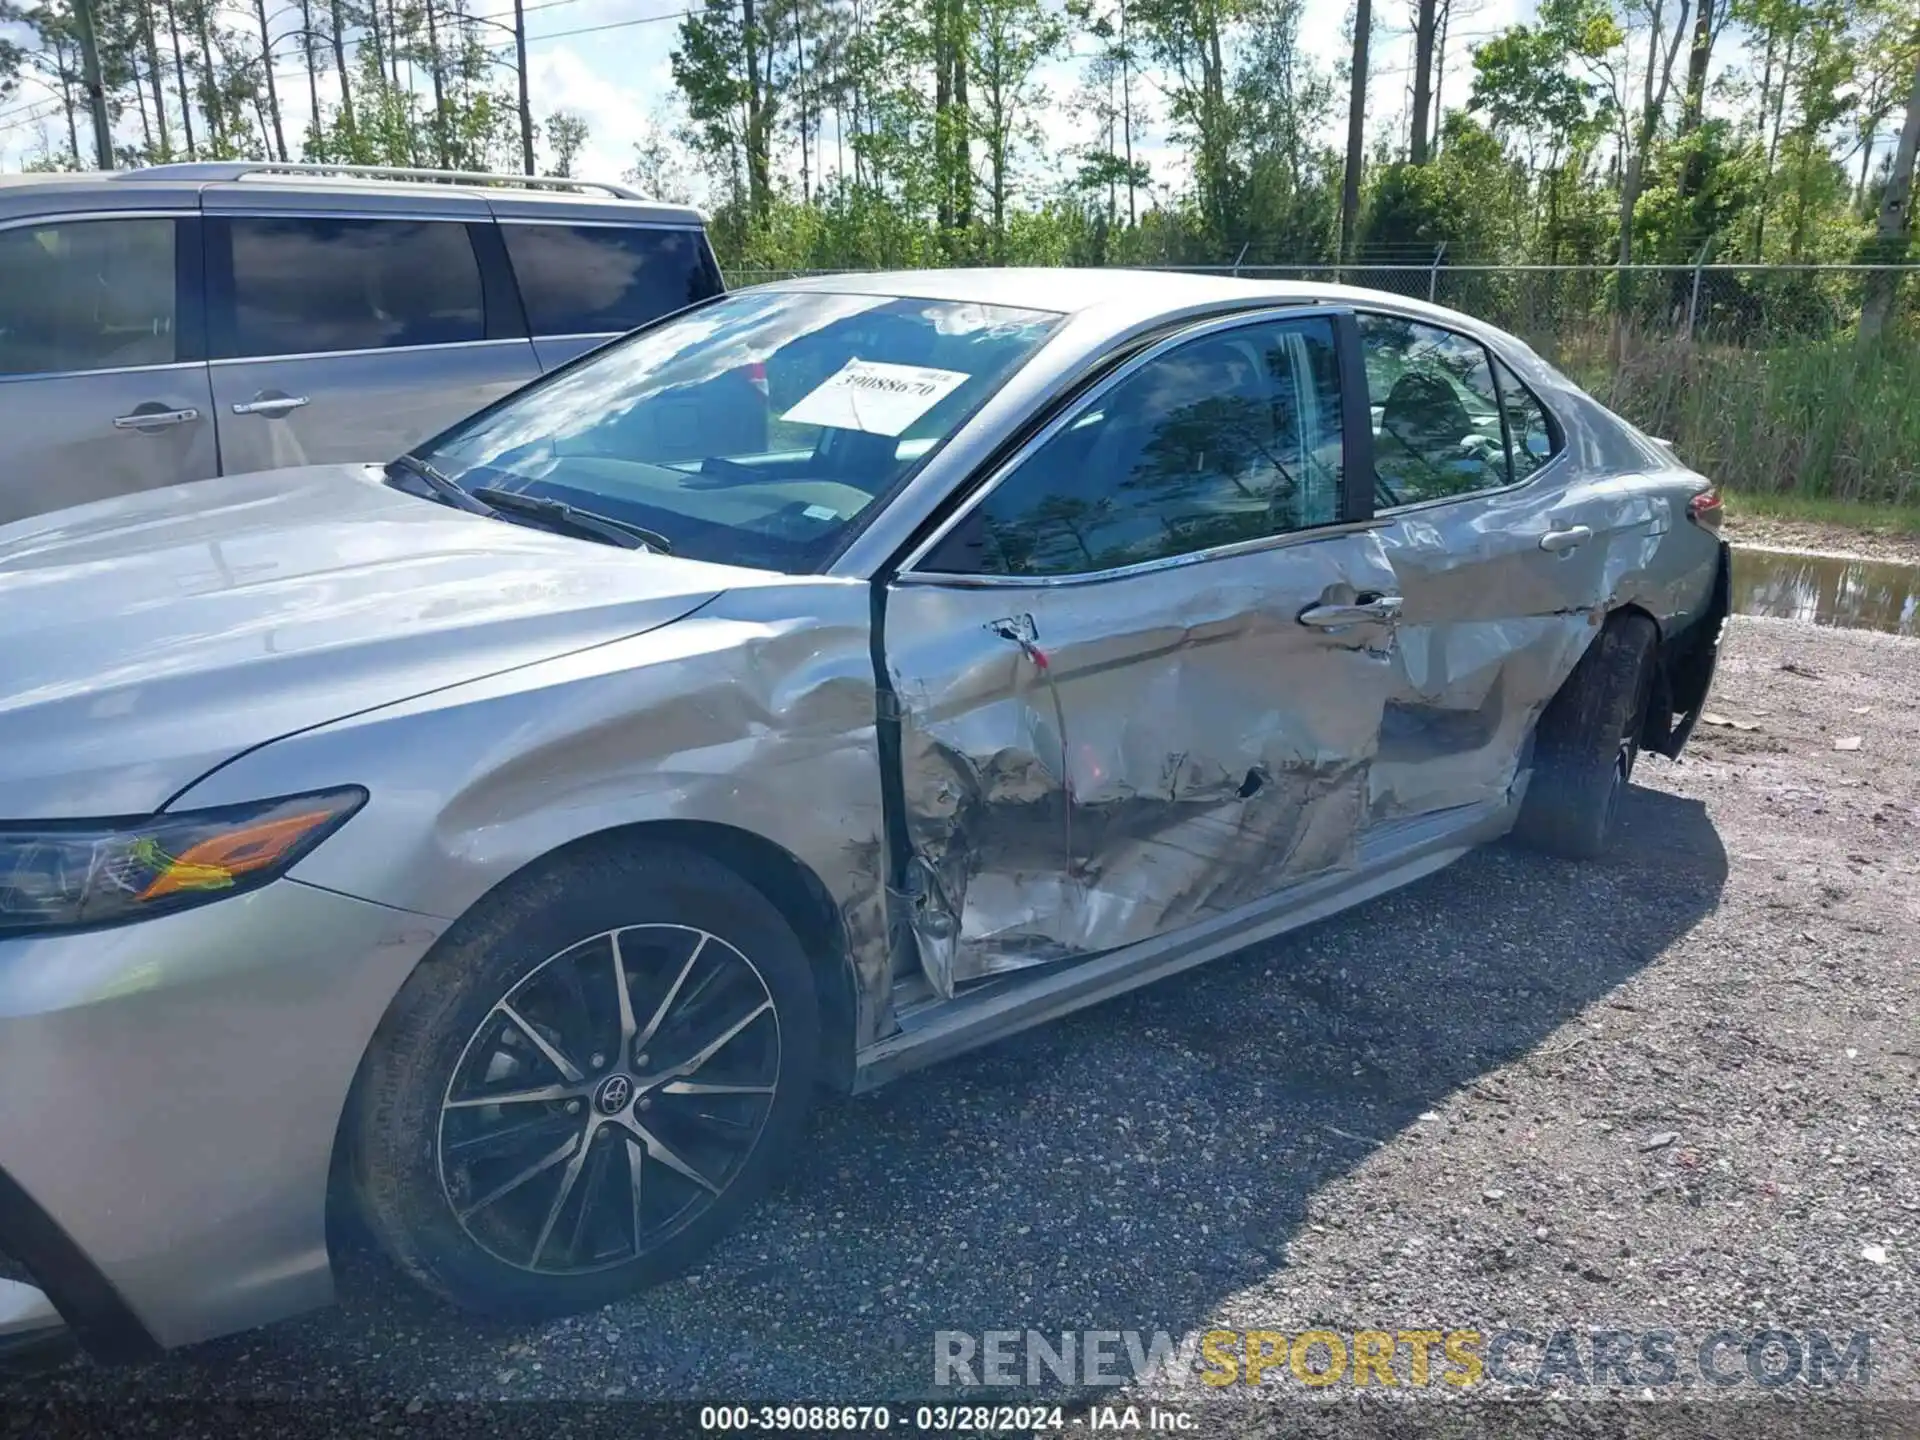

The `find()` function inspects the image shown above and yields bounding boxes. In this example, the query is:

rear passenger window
[500,224,720,337]
[225,217,484,359]
[1359,313,1510,507]
[0,218,176,377]
[1491,356,1558,480]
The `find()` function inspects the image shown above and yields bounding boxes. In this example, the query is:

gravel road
[5,616,1914,1428]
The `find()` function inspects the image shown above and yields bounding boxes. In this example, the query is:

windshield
[412,290,1063,571]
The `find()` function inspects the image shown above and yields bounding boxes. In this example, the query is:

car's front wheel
[1514,611,1658,860]
[349,842,819,1319]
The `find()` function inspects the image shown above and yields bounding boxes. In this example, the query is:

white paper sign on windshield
[780,359,971,437]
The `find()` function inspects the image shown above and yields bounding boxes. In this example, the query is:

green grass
[1566,335,1920,510]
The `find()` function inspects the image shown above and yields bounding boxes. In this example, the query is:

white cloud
[526,41,664,183]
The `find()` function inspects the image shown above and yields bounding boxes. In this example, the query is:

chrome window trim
[208,336,532,367]
[0,211,191,383]
[493,218,707,232]
[0,209,195,232]
[895,517,1388,590]
[0,360,206,384]
[897,303,1357,583]
[1369,448,1571,520]
[213,207,488,225]
[1352,305,1572,517]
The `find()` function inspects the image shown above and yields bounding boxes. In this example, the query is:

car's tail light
[746,361,769,397]
[1688,487,1723,531]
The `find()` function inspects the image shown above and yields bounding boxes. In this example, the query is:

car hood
[0,465,748,818]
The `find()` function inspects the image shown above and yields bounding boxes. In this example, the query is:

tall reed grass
[1564,335,1920,507]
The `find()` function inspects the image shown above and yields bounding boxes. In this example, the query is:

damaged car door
[1357,312,1613,823]
[881,309,1405,998]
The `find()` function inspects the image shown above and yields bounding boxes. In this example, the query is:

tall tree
[0,3,24,108]
[23,3,87,166]
[675,0,786,222]
[1860,35,1920,338]
[968,0,1065,253]
[249,0,288,159]
[1619,0,1694,268]
[1673,0,1717,206]
[932,0,971,235]
[182,0,223,147]
[131,0,171,155]
[1340,0,1372,261]
[1410,0,1436,161]
[1133,0,1243,242]
[1068,0,1147,224]
[328,0,353,140]
[543,107,588,176]
[422,0,450,167]
[160,0,196,155]
[296,0,321,156]
[1470,22,1605,261]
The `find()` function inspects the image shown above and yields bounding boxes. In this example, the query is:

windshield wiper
[470,486,674,554]
[386,455,498,516]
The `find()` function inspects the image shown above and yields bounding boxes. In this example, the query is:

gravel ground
[5,617,1915,1432]
[1722,511,1920,566]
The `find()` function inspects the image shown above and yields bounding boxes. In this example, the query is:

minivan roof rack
[124,161,659,202]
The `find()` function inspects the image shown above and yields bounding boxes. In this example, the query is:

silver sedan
[0,268,1729,1362]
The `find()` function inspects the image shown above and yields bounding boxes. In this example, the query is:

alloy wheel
[436,924,781,1275]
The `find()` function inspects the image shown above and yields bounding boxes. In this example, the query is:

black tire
[349,841,819,1320]
[1514,611,1658,860]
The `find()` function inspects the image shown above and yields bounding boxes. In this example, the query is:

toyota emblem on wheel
[593,1073,634,1115]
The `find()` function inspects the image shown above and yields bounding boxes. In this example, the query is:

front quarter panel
[166,580,896,1046]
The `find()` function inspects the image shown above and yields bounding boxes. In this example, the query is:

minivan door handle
[113,406,201,431]
[1540,524,1592,553]
[232,394,310,417]
[1298,594,1403,628]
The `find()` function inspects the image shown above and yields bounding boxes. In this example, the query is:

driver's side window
[923,315,1348,578]
[1359,313,1511,508]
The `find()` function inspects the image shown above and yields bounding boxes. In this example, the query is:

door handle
[1297,594,1403,629]
[113,407,201,431]
[1540,525,1592,553]
[231,394,310,417]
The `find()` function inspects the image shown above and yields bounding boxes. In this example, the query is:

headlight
[0,788,367,937]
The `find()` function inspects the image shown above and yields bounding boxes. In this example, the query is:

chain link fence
[726,256,1920,359]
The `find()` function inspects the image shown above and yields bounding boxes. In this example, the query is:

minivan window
[224,216,484,359]
[412,290,1060,573]
[499,224,722,337]
[0,218,176,378]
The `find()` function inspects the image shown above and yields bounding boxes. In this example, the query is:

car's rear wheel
[349,842,819,1319]
[1514,611,1658,860]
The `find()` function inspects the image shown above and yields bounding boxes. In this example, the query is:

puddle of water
[1731,547,1920,636]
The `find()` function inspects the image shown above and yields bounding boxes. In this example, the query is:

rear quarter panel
[1491,339,1721,635]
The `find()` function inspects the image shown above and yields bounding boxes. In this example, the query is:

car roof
[0,164,708,227]
[758,266,1525,352]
